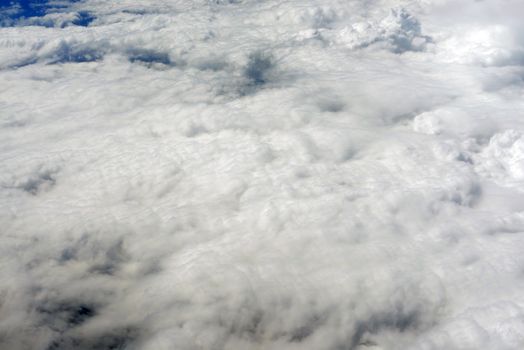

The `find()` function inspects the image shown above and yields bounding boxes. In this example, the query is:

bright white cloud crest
[1,0,524,349]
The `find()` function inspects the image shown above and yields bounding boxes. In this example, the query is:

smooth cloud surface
[1,0,524,349]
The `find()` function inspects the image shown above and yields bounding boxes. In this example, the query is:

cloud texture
[1,0,524,349]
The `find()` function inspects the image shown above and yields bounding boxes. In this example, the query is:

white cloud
[1,0,524,349]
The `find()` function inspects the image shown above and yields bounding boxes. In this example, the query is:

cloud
[1,0,524,349]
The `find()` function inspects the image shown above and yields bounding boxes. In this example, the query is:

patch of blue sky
[0,0,94,27]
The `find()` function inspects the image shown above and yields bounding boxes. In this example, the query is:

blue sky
[0,0,93,26]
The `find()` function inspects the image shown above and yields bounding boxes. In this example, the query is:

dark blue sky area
[1,0,55,18]
[0,0,94,26]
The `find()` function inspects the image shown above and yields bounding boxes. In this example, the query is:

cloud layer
[1,0,524,349]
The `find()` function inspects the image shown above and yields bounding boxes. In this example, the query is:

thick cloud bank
[1,0,524,349]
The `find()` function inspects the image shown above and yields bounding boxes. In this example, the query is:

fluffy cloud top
[1,0,524,349]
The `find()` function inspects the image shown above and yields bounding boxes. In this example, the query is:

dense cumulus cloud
[1,0,524,349]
